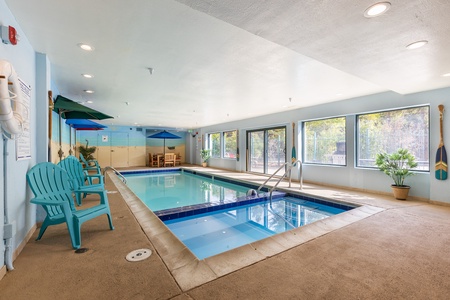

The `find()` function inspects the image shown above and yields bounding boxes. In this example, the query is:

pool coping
[109,168,385,292]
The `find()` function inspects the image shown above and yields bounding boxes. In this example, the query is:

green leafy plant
[78,139,97,161]
[200,149,211,163]
[375,148,418,186]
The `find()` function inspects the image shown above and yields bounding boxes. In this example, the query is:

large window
[357,106,429,170]
[209,132,221,158]
[224,130,237,158]
[247,127,286,174]
[303,117,346,165]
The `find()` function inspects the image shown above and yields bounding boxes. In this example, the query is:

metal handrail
[256,162,291,194]
[103,166,127,184]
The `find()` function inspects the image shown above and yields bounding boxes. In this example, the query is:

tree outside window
[224,130,237,158]
[304,117,346,165]
[357,106,429,170]
[209,132,221,158]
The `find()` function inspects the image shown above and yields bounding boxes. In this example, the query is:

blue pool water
[124,171,250,211]
[123,169,354,259]
[165,197,347,259]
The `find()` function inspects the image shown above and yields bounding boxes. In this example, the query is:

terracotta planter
[391,185,410,200]
[202,162,207,167]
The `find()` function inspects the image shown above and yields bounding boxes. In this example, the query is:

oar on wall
[292,122,297,165]
[435,104,447,180]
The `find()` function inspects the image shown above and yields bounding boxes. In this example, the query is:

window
[209,132,221,158]
[357,106,429,170]
[223,130,237,158]
[303,117,346,165]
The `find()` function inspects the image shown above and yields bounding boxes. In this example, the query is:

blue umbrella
[66,119,107,155]
[66,119,107,129]
[147,130,181,156]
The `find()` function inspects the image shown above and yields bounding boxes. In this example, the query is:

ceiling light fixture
[406,40,428,50]
[78,43,94,51]
[84,89,94,93]
[82,74,94,78]
[364,2,391,18]
[442,73,450,77]
[86,100,93,104]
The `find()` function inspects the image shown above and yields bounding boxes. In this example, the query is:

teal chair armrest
[30,196,66,206]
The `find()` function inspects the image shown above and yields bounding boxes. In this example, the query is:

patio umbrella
[53,95,113,160]
[66,119,108,154]
[66,118,108,129]
[147,130,181,157]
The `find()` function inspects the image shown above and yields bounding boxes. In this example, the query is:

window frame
[223,130,238,160]
[208,132,221,158]
[355,105,430,171]
[302,116,347,166]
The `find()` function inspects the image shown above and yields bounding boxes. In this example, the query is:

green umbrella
[53,95,113,160]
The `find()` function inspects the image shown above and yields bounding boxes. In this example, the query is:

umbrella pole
[48,90,52,162]
[69,125,73,155]
[58,110,64,161]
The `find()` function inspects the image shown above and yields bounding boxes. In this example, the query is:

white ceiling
[5,0,450,129]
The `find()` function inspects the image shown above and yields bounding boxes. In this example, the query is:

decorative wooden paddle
[435,104,448,180]
[292,122,297,165]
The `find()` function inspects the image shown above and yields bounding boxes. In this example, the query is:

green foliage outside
[375,148,418,186]
[210,133,221,158]
[358,106,429,169]
[224,130,237,158]
[304,117,346,164]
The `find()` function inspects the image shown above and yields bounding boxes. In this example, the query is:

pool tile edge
[108,170,386,292]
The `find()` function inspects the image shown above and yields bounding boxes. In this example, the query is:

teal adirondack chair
[26,162,114,249]
[58,156,105,206]
[79,153,101,177]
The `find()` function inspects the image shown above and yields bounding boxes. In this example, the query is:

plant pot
[391,185,410,200]
[202,162,207,167]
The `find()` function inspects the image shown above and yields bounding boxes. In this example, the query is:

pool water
[165,197,347,259]
[124,171,250,211]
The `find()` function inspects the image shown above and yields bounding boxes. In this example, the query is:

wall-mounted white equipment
[0,60,25,137]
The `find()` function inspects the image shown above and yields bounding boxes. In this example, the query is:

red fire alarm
[1,26,18,45]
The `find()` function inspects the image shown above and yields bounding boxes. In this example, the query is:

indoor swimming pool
[165,196,348,259]
[122,169,355,259]
[124,170,251,211]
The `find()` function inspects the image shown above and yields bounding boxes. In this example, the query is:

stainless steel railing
[103,166,127,184]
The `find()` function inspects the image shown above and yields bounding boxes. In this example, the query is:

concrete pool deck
[1,165,450,299]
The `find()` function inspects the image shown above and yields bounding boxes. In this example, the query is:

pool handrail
[256,160,303,201]
[103,166,127,184]
[256,162,290,194]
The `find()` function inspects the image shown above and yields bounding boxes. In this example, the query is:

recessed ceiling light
[364,2,391,18]
[442,73,450,77]
[84,89,94,94]
[86,100,93,104]
[78,43,94,51]
[82,74,94,78]
[406,40,428,50]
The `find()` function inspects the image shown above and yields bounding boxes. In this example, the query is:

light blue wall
[199,88,450,204]
[0,0,38,268]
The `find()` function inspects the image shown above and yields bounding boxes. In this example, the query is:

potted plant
[200,149,211,167]
[375,148,418,200]
[79,139,97,161]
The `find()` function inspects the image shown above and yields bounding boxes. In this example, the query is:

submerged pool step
[155,191,286,221]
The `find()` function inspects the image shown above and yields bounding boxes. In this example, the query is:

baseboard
[13,224,37,261]
[0,265,6,281]
[0,223,37,282]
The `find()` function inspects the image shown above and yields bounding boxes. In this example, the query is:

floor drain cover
[126,249,152,262]
[75,248,89,254]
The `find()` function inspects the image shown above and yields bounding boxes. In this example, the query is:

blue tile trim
[121,168,181,175]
